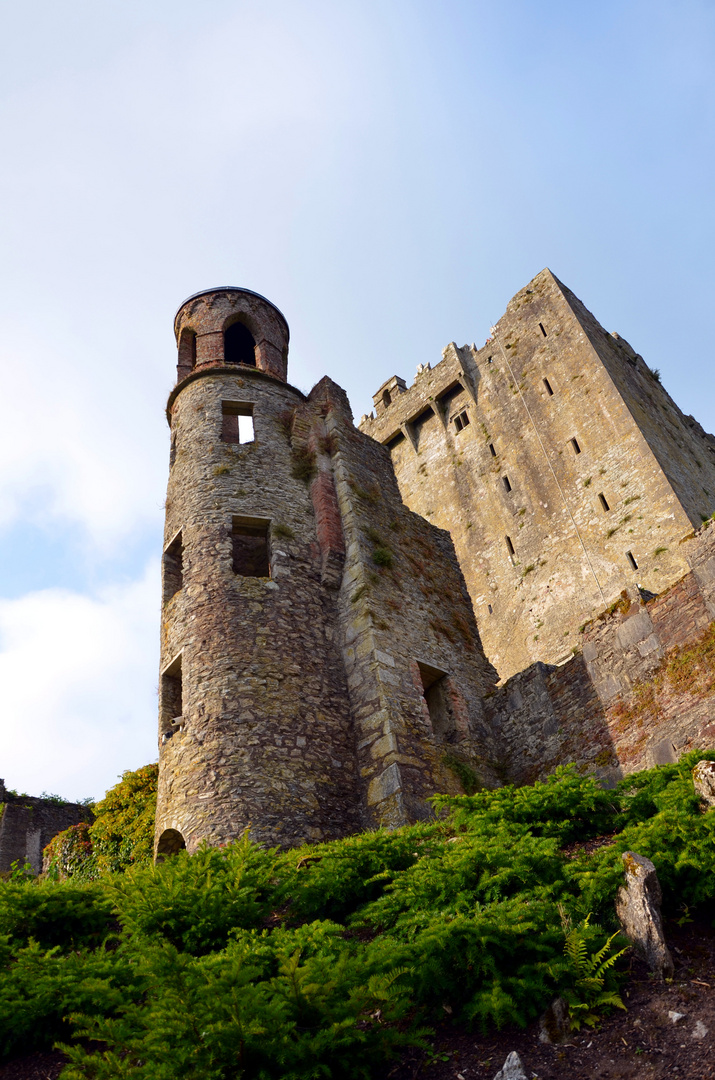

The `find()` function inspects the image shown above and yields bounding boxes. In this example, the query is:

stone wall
[486,524,715,786]
[0,784,91,874]
[155,289,501,856]
[359,270,715,680]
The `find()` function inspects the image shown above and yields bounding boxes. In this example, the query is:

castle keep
[155,273,715,857]
[360,269,715,679]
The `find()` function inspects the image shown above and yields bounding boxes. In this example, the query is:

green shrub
[44,763,158,881]
[0,755,714,1070]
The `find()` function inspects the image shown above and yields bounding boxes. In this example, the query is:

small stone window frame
[416,661,460,745]
[232,516,270,577]
[453,409,470,432]
[222,402,254,444]
[160,652,184,736]
[162,530,183,604]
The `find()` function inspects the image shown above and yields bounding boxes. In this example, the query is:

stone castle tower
[154,288,497,858]
[360,269,715,679]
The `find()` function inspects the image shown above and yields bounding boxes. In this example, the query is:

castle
[154,272,715,858]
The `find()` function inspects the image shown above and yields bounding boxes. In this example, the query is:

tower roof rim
[174,287,289,337]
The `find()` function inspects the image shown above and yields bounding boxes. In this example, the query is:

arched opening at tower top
[177,329,196,380]
[156,828,186,862]
[224,321,256,366]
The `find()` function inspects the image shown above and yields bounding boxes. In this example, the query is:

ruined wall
[310,378,499,827]
[360,269,710,680]
[0,784,91,874]
[486,524,715,785]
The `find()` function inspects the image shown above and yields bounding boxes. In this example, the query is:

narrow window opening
[177,329,196,380]
[222,402,254,444]
[232,517,270,577]
[626,550,639,571]
[505,535,515,556]
[224,321,256,366]
[489,442,496,457]
[382,389,392,408]
[539,322,547,337]
[543,378,554,397]
[503,475,512,493]
[571,437,581,455]
[487,356,493,364]
[160,654,183,731]
[598,492,610,512]
[488,603,493,614]
[162,532,183,603]
[417,662,457,744]
[156,829,186,861]
[454,414,463,432]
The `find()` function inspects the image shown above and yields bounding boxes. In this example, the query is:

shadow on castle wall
[488,521,715,786]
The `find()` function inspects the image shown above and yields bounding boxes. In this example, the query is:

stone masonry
[0,781,91,874]
[155,276,715,856]
[155,288,498,856]
[360,269,715,680]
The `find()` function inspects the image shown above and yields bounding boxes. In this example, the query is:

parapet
[173,287,290,385]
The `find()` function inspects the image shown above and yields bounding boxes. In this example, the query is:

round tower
[155,288,361,857]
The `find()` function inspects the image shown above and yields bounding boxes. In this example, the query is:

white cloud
[0,562,160,801]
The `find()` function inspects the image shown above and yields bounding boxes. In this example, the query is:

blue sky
[0,0,713,799]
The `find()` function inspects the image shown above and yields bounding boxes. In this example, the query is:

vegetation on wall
[1,753,714,1075]
[43,764,158,881]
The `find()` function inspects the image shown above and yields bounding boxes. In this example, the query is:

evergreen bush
[1,752,714,1075]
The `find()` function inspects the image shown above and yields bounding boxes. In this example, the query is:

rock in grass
[615,851,674,979]
[493,1050,528,1080]
[693,760,715,808]
[539,996,570,1044]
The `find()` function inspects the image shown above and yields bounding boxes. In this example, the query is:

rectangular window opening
[543,377,554,396]
[453,414,463,432]
[162,531,183,603]
[489,442,496,457]
[488,603,493,614]
[222,402,254,444]
[598,492,610,512]
[503,475,512,493]
[505,535,515,556]
[453,409,470,433]
[160,654,183,731]
[417,662,457,744]
[626,550,639,571]
[539,322,547,337]
[232,517,270,577]
[571,437,581,455]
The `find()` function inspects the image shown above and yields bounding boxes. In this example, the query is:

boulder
[693,760,715,808]
[493,1051,527,1080]
[615,851,674,979]
[539,996,570,1044]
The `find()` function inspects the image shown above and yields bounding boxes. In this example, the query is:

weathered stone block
[615,851,674,979]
